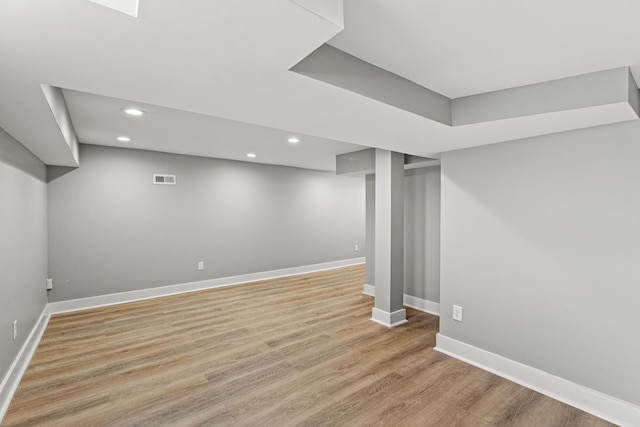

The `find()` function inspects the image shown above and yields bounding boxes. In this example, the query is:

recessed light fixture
[121,108,145,116]
[288,137,300,144]
[116,136,132,142]
[246,153,257,158]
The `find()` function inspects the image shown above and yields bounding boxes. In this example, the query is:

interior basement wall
[47,145,365,302]
[365,166,441,304]
[0,127,48,384]
[404,167,441,302]
[440,119,640,407]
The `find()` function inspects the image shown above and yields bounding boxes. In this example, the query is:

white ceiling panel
[1,0,639,168]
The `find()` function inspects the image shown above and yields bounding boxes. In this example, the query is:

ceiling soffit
[293,45,639,138]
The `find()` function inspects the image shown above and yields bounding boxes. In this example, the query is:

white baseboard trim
[403,294,440,316]
[49,257,366,315]
[362,283,375,296]
[0,305,50,422]
[370,307,408,328]
[362,285,440,316]
[435,333,640,427]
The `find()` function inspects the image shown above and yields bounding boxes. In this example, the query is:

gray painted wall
[48,145,365,302]
[292,44,451,125]
[440,120,640,406]
[365,166,441,302]
[451,67,638,125]
[365,174,375,285]
[404,167,440,302]
[0,127,48,383]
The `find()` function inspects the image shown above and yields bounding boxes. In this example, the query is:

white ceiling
[1,0,640,170]
[63,89,365,171]
[330,0,640,99]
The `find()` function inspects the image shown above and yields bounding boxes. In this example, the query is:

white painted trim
[403,294,440,316]
[362,283,375,296]
[370,307,408,327]
[49,258,366,314]
[362,286,440,316]
[0,305,50,422]
[435,333,640,427]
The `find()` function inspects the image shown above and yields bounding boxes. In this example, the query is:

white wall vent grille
[153,174,176,185]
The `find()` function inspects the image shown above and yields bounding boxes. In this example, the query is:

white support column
[372,149,407,327]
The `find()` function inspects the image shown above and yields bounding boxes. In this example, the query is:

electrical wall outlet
[355,244,359,252]
[197,261,204,271]
[12,320,17,341]
[452,305,463,322]
[46,278,53,290]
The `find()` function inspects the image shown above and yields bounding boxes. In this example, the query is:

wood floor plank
[2,265,616,426]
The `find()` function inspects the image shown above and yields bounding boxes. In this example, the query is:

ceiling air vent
[153,174,176,185]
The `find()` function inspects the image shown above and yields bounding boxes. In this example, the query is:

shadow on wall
[47,166,77,182]
[0,127,47,182]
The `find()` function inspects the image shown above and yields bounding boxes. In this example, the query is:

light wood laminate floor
[3,265,614,426]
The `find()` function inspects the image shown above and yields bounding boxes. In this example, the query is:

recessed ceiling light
[288,137,300,144]
[116,136,132,142]
[246,153,257,158]
[121,108,145,116]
